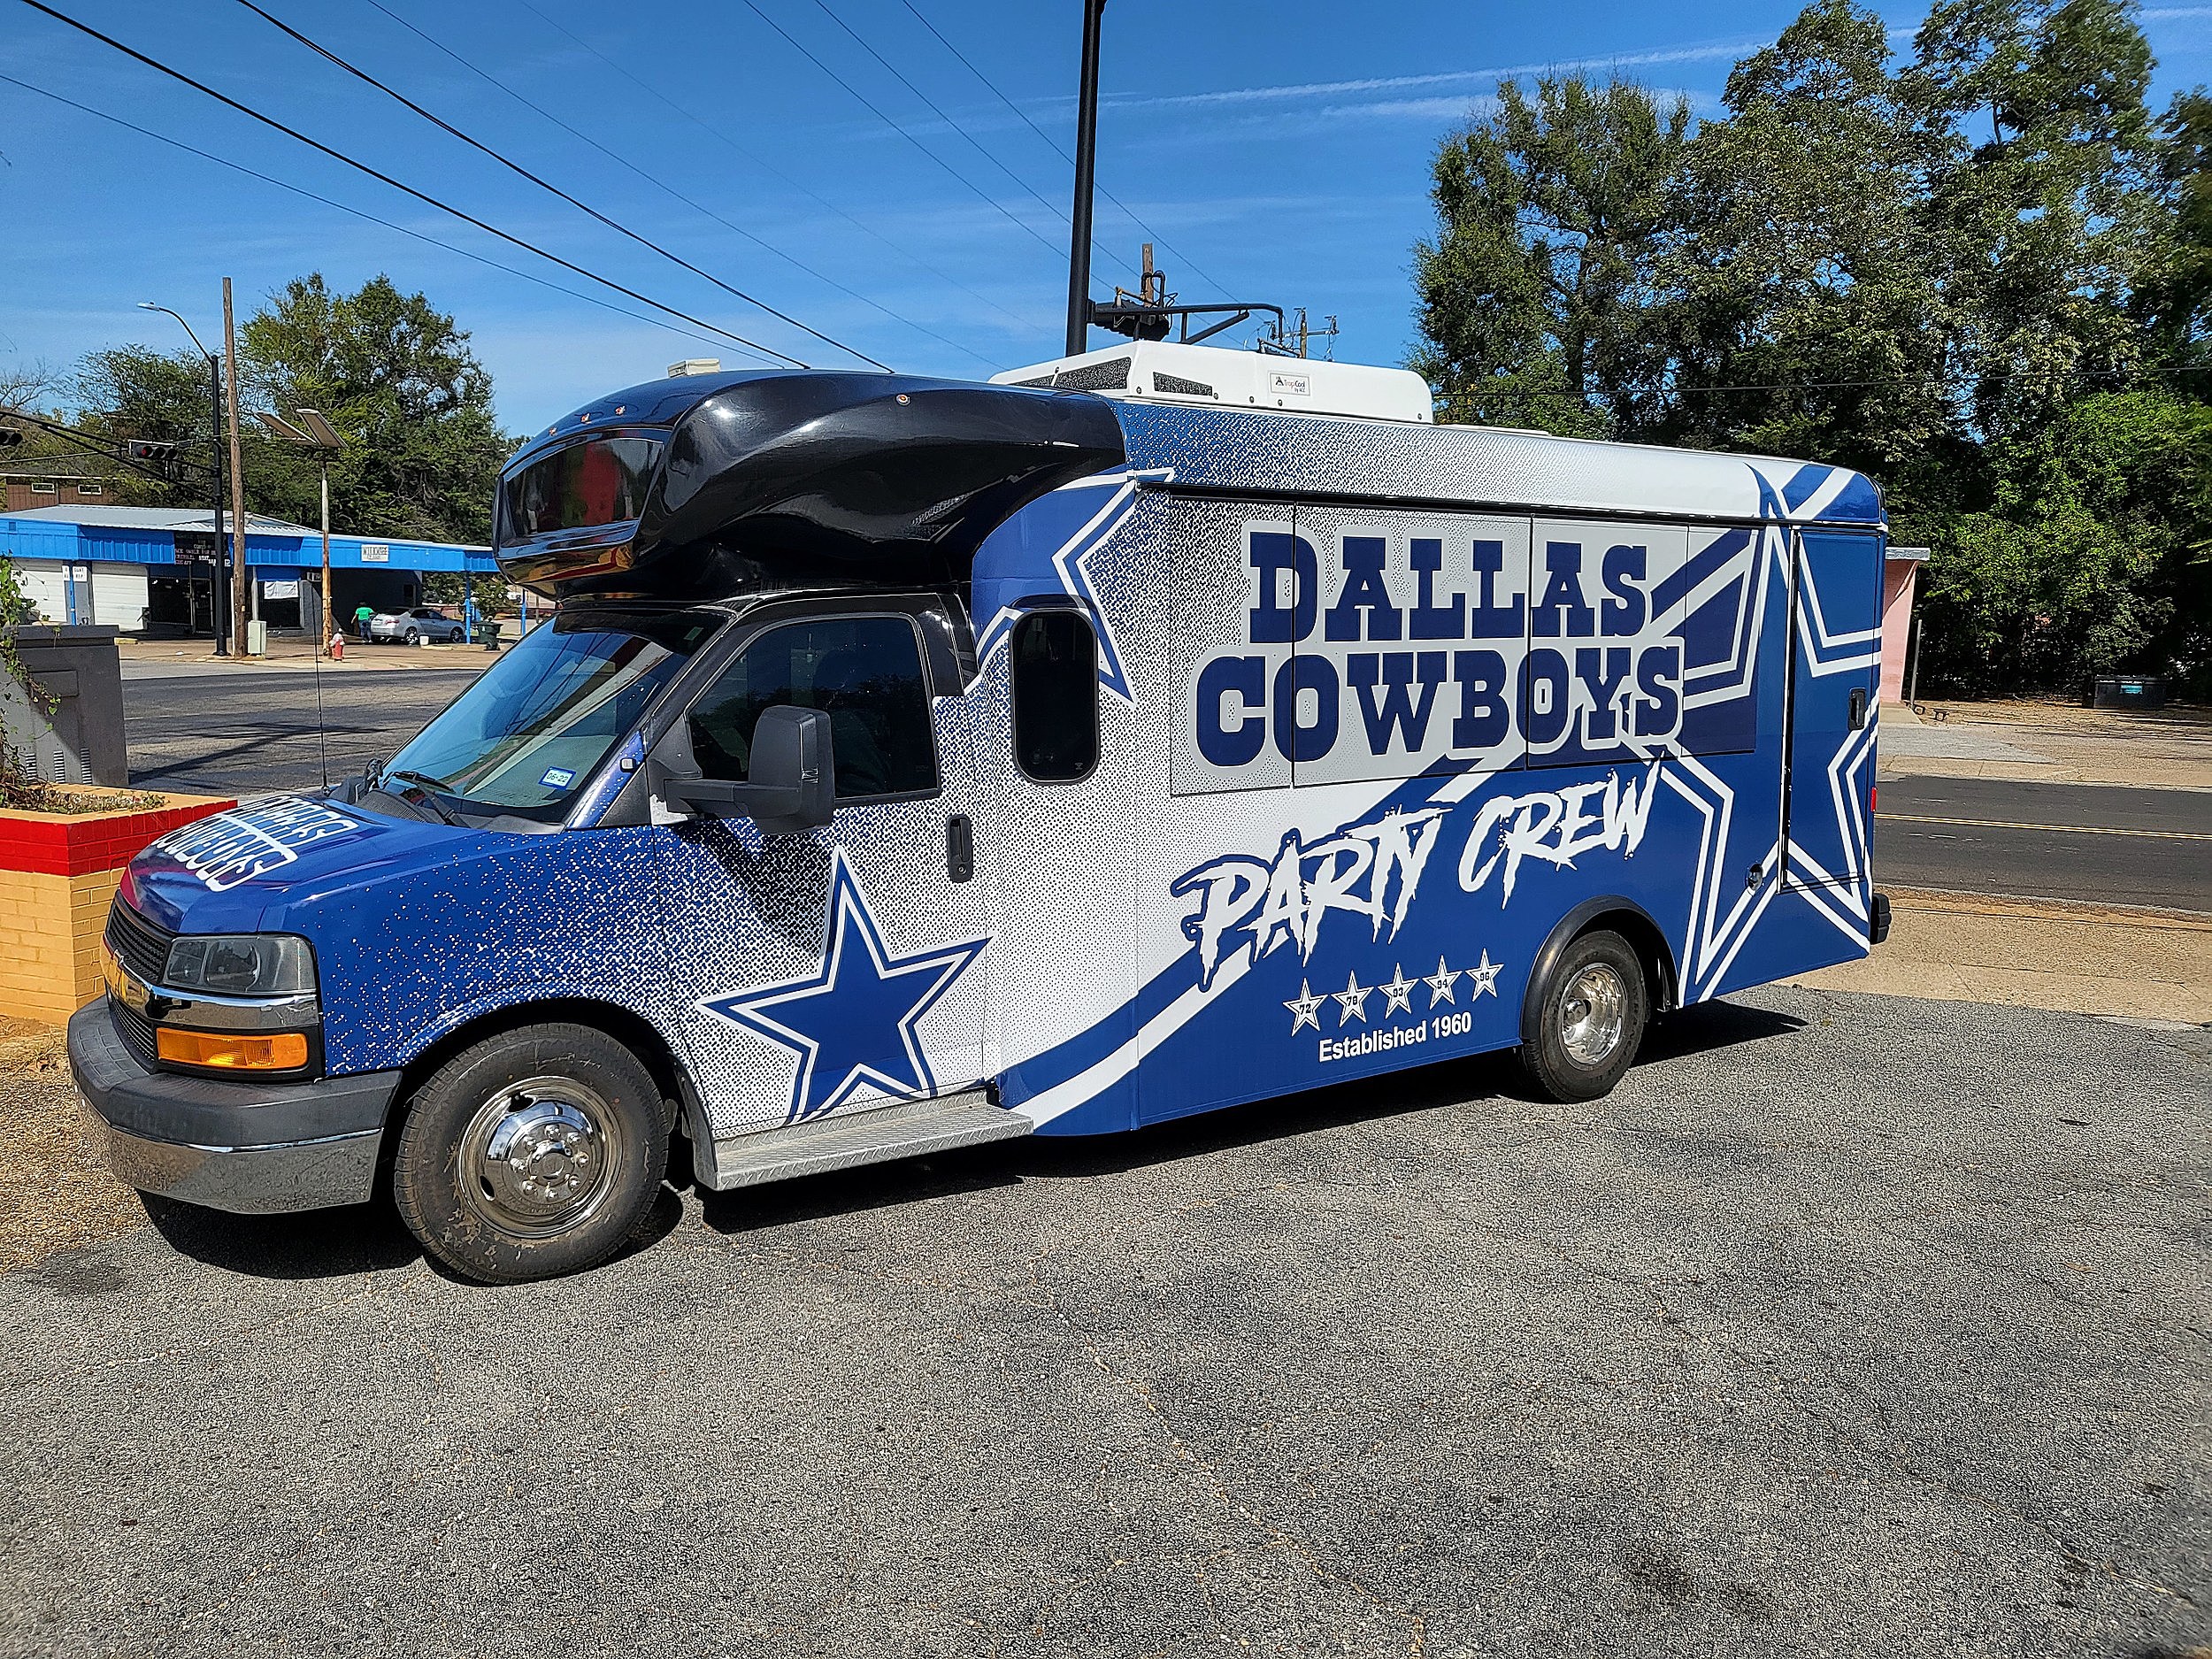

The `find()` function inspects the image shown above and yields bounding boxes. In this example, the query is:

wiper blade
[381,769,465,826]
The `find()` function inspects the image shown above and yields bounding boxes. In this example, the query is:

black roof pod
[495,370,1126,601]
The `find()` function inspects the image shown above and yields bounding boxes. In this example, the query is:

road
[120,670,2211,913]
[122,665,483,797]
[4,987,2205,1657]
[1873,775,2212,912]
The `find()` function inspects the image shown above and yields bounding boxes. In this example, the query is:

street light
[137,302,232,655]
[257,409,343,653]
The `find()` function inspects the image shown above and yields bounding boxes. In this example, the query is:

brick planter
[0,790,236,1025]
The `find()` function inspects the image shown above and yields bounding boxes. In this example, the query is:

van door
[659,603,996,1141]
[1782,528,1882,892]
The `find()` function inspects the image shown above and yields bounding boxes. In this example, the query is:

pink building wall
[1880,549,1927,704]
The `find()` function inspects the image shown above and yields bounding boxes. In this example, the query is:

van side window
[1010,611,1098,783]
[688,615,937,799]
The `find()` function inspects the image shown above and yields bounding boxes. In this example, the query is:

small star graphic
[1423,956,1462,1007]
[1332,972,1371,1025]
[1283,979,1325,1033]
[1469,949,1503,1001]
[1379,964,1417,1016]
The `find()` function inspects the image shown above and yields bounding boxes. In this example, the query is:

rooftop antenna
[1064,0,1106,357]
[1059,6,1294,357]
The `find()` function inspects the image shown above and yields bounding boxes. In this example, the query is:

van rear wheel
[391,1022,669,1284]
[1519,929,1647,1103]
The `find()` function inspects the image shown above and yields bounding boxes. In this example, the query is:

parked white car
[369,607,467,645]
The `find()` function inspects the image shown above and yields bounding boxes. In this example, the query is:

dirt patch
[0,1018,142,1270]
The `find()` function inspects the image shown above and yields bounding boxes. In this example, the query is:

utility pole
[139,300,230,651]
[222,278,250,655]
[1064,0,1106,357]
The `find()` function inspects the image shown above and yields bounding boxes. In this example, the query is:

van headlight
[162,934,318,997]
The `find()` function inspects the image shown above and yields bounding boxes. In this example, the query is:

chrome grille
[104,898,173,987]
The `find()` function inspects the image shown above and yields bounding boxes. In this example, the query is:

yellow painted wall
[0,866,124,1026]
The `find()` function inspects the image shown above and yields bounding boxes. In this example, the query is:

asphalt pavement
[1874,776,2212,912]
[122,664,484,797]
[3,987,2206,1657]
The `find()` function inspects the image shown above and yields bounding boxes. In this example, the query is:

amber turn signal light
[154,1029,310,1071]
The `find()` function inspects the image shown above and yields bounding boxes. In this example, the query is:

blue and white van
[70,342,1891,1282]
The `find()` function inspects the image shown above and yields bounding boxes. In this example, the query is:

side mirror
[660,705,835,832]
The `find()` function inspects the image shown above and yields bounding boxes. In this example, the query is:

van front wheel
[1518,929,1647,1103]
[391,1023,669,1284]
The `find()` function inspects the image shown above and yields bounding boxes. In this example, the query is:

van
[71,346,1889,1282]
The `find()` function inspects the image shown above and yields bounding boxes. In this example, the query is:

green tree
[1905,0,2165,439]
[2143,86,2211,368]
[1663,0,1963,501]
[1412,76,1690,436]
[241,274,511,543]
[1910,388,2212,689]
[71,347,215,509]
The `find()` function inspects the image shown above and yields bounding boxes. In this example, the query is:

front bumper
[67,1001,403,1215]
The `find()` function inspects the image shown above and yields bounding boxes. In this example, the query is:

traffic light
[125,439,178,465]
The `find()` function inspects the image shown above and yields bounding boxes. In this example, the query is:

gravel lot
[2,986,2206,1658]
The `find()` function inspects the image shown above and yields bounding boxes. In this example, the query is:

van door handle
[1848,687,1868,731]
[946,813,974,883]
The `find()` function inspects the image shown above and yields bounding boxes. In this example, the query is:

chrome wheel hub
[1559,963,1627,1067]
[461,1077,618,1236]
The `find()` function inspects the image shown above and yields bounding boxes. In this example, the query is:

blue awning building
[0,503,495,636]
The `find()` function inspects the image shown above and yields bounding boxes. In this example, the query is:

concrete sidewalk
[1880,699,2212,790]
[1786,887,2212,1025]
[118,634,506,680]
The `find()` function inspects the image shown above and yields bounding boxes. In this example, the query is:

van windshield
[380,611,719,820]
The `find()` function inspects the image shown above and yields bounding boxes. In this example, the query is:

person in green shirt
[354,603,373,641]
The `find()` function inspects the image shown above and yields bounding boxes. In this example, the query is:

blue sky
[5,0,2209,434]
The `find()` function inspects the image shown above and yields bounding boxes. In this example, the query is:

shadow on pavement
[138,1185,690,1286]
[135,1002,1805,1271]
[140,1194,422,1279]
[705,997,1806,1236]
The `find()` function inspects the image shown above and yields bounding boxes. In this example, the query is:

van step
[704,1091,1033,1191]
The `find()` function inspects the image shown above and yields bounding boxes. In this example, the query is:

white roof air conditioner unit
[990,341,1433,424]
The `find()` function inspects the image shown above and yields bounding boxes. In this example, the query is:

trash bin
[245,619,268,657]
[2089,675,2165,710]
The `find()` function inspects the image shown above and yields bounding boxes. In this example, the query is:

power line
[807,0,1133,285]
[507,0,1039,341]
[234,0,887,370]
[357,0,994,369]
[0,71,766,361]
[897,0,1234,299]
[17,0,810,367]
[736,0,1070,266]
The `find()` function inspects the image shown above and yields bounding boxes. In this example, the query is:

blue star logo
[703,851,989,1124]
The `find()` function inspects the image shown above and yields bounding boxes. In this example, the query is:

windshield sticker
[154,796,361,893]
[540,767,576,788]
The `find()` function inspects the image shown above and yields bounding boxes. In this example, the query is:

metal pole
[1064,0,1105,357]
[221,279,250,655]
[209,355,230,654]
[1906,609,1923,705]
[319,461,332,655]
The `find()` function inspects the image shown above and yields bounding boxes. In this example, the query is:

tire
[403,627,420,646]
[448,628,465,643]
[391,1022,670,1284]
[1517,928,1647,1103]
